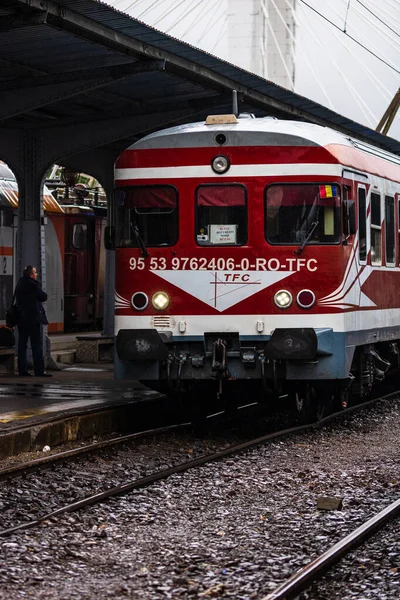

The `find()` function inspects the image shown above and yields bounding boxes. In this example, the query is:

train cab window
[370,193,381,266]
[385,196,395,266]
[358,188,367,262]
[115,185,178,247]
[196,184,247,245]
[72,223,87,250]
[265,184,341,245]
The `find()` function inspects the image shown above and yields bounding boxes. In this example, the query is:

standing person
[15,265,52,377]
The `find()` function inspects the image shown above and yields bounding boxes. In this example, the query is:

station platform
[0,364,162,460]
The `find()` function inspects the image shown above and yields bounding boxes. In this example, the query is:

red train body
[111,114,400,414]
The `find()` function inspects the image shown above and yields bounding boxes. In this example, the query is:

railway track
[264,496,400,600]
[1,390,398,539]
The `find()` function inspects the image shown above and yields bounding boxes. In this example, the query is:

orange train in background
[0,162,106,332]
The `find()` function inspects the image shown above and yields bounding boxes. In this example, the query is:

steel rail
[0,421,313,538]
[0,389,398,538]
[263,496,400,600]
[0,423,190,482]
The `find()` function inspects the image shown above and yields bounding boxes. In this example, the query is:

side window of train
[195,184,247,246]
[385,195,395,266]
[370,192,382,266]
[358,188,367,263]
[72,223,88,250]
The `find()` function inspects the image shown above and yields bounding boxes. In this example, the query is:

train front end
[113,115,349,404]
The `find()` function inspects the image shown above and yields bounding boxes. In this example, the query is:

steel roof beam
[0,8,47,31]
[12,0,339,129]
[41,108,202,164]
[1,60,166,92]
[0,61,165,122]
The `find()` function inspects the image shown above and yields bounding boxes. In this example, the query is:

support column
[16,131,46,288]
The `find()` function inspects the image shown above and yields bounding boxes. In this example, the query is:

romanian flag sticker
[319,185,337,198]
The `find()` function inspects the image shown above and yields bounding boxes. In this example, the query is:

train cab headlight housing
[297,289,316,309]
[211,155,230,174]
[131,292,149,311]
[152,291,170,311]
[274,290,292,309]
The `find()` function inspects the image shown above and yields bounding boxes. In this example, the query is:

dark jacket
[15,274,48,327]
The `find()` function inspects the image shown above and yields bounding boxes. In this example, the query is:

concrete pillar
[16,132,47,288]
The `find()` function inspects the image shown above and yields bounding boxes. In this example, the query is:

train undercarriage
[116,327,399,422]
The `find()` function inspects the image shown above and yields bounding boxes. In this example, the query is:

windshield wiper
[294,219,319,256]
[131,223,149,258]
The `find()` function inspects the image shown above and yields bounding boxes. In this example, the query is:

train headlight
[211,155,230,174]
[152,291,170,310]
[274,290,292,309]
[131,292,149,311]
[296,289,316,309]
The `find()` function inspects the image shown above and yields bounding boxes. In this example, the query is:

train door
[93,207,106,329]
[64,209,95,330]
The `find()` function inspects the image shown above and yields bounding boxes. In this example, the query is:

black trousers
[17,323,45,376]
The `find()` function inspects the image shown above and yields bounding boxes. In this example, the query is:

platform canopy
[1,0,399,168]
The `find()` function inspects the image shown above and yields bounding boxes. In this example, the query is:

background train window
[115,185,178,247]
[385,196,395,265]
[196,184,247,246]
[358,188,367,262]
[370,192,381,266]
[72,223,87,250]
[265,184,341,245]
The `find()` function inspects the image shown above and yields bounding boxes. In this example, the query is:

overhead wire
[298,0,400,75]
[374,0,400,20]
[364,1,400,29]
[194,1,224,46]
[355,0,400,37]
[210,16,228,54]
[180,0,215,39]
[328,1,400,74]
[137,0,170,20]
[153,0,188,27]
[349,2,400,54]
[113,0,151,14]
[165,0,204,34]
[294,1,378,125]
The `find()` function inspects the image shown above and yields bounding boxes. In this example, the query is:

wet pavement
[0,364,157,431]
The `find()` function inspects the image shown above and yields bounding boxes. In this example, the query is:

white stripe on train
[114,309,400,336]
[115,163,343,181]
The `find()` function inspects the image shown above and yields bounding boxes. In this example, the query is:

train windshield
[196,184,247,245]
[115,185,178,247]
[265,184,341,245]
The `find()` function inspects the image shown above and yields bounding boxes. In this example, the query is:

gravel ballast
[0,399,399,599]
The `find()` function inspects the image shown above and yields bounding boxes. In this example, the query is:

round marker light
[131,292,148,311]
[297,289,316,309]
[274,290,292,309]
[211,155,230,174]
[152,291,170,311]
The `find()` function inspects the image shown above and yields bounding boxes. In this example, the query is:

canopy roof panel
[0,0,398,162]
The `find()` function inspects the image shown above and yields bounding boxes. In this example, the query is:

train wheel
[294,383,328,423]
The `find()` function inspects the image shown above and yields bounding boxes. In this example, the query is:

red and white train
[112,113,400,416]
[0,162,106,333]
